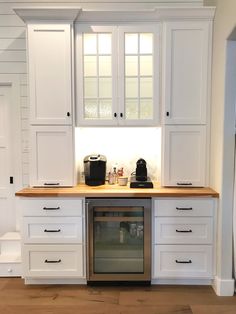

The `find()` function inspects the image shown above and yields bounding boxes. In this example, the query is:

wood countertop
[15,183,219,198]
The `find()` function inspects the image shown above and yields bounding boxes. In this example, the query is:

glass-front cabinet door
[75,25,160,126]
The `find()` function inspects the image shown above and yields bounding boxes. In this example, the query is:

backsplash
[75,127,162,183]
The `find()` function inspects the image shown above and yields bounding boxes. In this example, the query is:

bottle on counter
[108,168,117,185]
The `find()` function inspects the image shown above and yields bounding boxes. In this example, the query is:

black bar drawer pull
[175,259,192,264]
[44,229,61,233]
[176,207,193,211]
[44,183,60,186]
[43,207,60,211]
[45,259,61,263]
[177,182,193,186]
[176,229,192,233]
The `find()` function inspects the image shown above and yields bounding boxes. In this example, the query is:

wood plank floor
[0,278,236,314]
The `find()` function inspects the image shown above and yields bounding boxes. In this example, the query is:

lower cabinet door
[162,125,207,187]
[153,245,213,279]
[22,245,84,278]
[30,126,75,187]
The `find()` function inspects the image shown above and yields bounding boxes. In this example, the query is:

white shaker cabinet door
[30,126,74,187]
[28,24,72,125]
[162,125,207,187]
[163,21,210,124]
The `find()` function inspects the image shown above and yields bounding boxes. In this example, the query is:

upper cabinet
[75,25,160,126]
[28,23,73,125]
[162,21,210,125]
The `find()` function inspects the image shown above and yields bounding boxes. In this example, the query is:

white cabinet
[20,198,85,282]
[28,24,72,125]
[75,24,160,126]
[30,126,74,187]
[161,20,212,187]
[162,125,207,187]
[152,198,216,281]
[25,21,76,187]
[162,21,210,125]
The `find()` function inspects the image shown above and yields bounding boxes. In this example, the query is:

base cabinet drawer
[22,217,83,244]
[20,198,83,217]
[153,245,213,279]
[22,245,84,278]
[154,217,213,244]
[154,199,214,217]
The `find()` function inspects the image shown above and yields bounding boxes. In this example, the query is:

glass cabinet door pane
[126,77,138,98]
[84,100,98,118]
[99,78,112,98]
[84,56,97,76]
[98,34,112,54]
[125,56,138,76]
[84,77,97,98]
[140,33,153,54]
[140,77,153,98]
[140,56,153,76]
[99,56,112,76]
[99,100,112,119]
[125,34,138,54]
[125,99,139,119]
[84,34,97,54]
[140,99,153,119]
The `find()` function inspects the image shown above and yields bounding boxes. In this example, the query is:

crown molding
[13,6,215,24]
[13,7,82,23]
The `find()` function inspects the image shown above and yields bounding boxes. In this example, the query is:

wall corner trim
[213,276,235,296]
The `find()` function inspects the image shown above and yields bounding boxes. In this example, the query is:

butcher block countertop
[15,183,219,198]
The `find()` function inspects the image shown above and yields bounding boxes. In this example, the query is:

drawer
[22,217,83,244]
[19,198,83,217]
[0,263,21,277]
[154,198,214,217]
[153,245,213,279]
[22,244,84,278]
[154,217,213,244]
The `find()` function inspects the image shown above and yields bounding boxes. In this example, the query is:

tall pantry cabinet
[15,9,80,187]
[161,19,213,187]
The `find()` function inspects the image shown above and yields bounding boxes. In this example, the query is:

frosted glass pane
[99,78,112,98]
[125,99,139,119]
[125,78,138,98]
[140,33,153,54]
[83,34,97,54]
[98,34,112,54]
[84,56,97,76]
[140,98,153,119]
[140,77,152,98]
[84,100,98,118]
[140,56,152,76]
[99,56,111,76]
[99,99,112,119]
[125,56,138,76]
[125,34,138,54]
[84,78,97,98]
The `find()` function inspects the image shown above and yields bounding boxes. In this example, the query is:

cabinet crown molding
[14,6,215,24]
[13,7,81,23]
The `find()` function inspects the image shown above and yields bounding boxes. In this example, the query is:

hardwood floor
[0,278,236,314]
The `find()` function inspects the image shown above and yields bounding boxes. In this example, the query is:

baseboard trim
[151,278,213,285]
[213,276,235,296]
[24,278,87,285]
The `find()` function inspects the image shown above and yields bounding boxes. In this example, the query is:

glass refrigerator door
[93,206,144,274]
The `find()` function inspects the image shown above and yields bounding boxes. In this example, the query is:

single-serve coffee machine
[130,158,153,188]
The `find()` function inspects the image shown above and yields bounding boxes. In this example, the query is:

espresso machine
[130,158,153,188]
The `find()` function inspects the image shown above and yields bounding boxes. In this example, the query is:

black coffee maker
[135,158,147,181]
[130,158,153,188]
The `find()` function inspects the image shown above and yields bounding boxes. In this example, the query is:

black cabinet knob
[114,112,117,118]
[120,113,123,118]
[67,112,70,117]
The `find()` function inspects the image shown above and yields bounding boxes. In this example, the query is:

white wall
[204,0,236,294]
